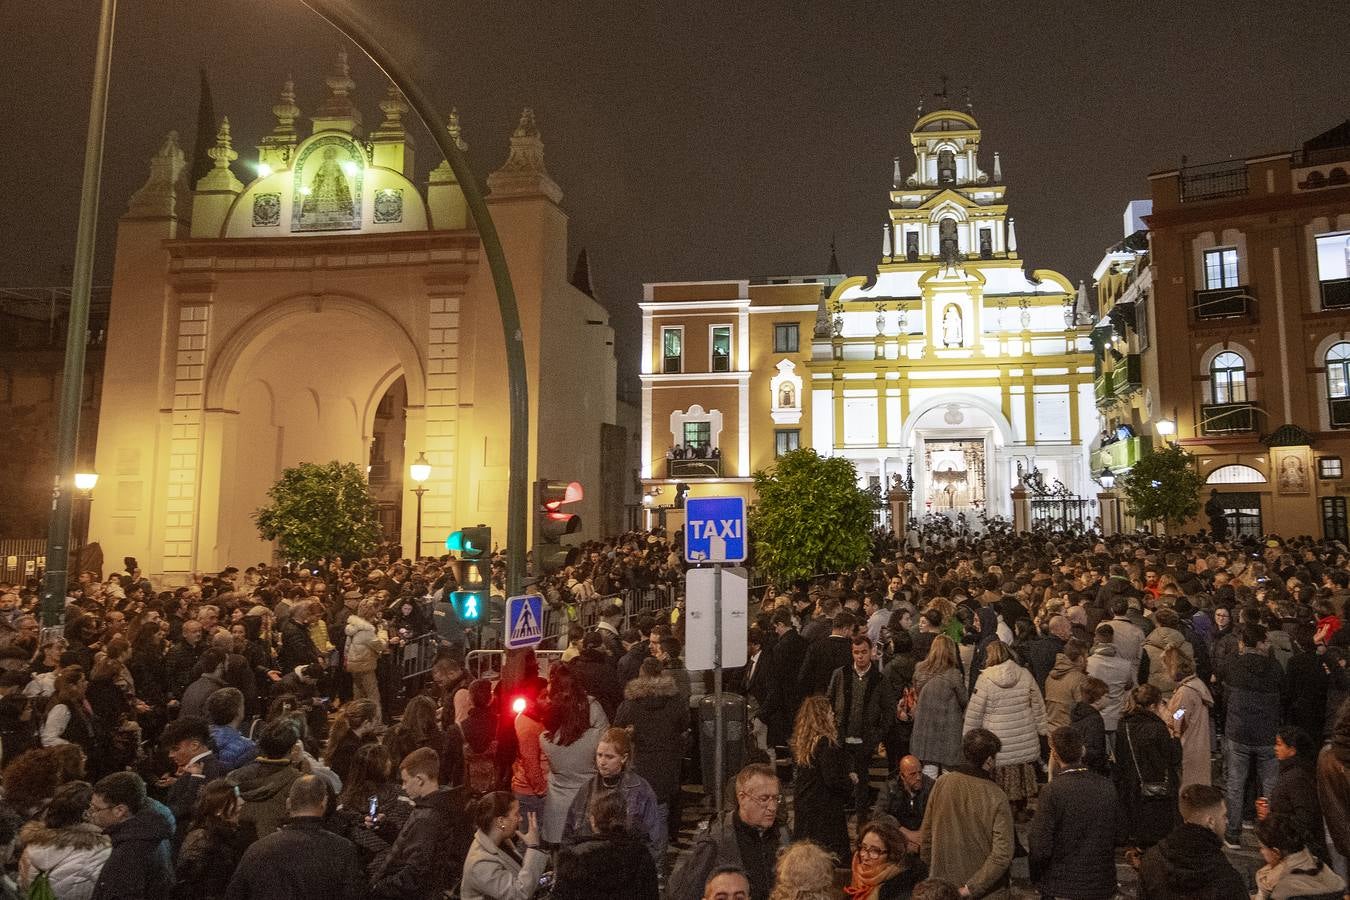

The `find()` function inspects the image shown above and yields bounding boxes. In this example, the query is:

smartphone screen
[1172,709,1185,721]
[368,796,379,818]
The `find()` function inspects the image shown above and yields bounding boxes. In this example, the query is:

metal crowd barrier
[465,648,566,681]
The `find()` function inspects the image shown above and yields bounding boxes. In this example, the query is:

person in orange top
[510,676,550,822]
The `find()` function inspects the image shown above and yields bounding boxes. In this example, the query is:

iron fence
[0,539,46,586]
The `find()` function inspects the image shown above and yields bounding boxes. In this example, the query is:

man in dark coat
[370,748,465,899]
[159,716,227,841]
[278,603,321,674]
[1138,784,1247,900]
[667,764,787,900]
[89,772,174,900]
[872,754,932,850]
[1263,726,1327,862]
[762,608,807,748]
[1026,616,1070,690]
[569,632,625,721]
[827,634,891,813]
[1028,727,1121,900]
[1221,623,1284,845]
[798,612,855,697]
[164,619,206,705]
[224,775,366,900]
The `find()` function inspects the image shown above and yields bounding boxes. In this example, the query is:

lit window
[775,429,800,457]
[1328,343,1350,400]
[1316,232,1350,282]
[1210,351,1247,404]
[711,326,731,372]
[662,328,683,374]
[1319,456,1343,480]
[774,323,799,354]
[1204,248,1239,289]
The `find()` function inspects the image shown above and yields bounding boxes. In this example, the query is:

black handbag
[1125,721,1171,798]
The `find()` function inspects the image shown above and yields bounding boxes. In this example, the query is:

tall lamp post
[39,0,116,627]
[409,451,431,561]
[71,472,99,576]
[1097,466,1121,536]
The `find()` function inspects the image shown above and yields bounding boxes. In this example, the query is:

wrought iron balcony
[1331,398,1350,429]
[667,456,722,479]
[1192,287,1254,321]
[1179,161,1248,202]
[1200,401,1257,435]
[1321,278,1350,310]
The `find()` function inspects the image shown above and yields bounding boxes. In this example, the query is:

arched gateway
[92,54,618,579]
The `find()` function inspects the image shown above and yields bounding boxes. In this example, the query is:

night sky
[5,1,1350,382]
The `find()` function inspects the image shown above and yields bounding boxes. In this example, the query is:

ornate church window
[939,218,959,263]
[938,148,956,185]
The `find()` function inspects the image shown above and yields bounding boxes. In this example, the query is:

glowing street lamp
[1155,418,1176,440]
[1097,467,1116,491]
[409,451,431,559]
[74,472,99,492]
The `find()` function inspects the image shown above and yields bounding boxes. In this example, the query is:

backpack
[26,870,56,900]
[463,738,498,796]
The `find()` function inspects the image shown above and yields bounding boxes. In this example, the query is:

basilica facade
[640,106,1095,523]
[91,51,618,578]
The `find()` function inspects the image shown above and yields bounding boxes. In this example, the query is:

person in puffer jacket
[18,781,111,900]
[963,640,1047,812]
[344,597,388,724]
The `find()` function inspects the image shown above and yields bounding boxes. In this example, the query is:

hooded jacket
[1138,822,1248,900]
[1085,643,1134,731]
[553,829,660,900]
[370,786,466,900]
[1254,848,1345,900]
[343,615,386,674]
[1142,627,1193,699]
[613,674,688,802]
[19,821,110,900]
[227,757,304,841]
[1043,654,1086,731]
[964,659,1047,767]
[90,804,174,900]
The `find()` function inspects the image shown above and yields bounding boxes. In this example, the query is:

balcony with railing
[1179,160,1249,202]
[667,455,722,479]
[1113,354,1142,396]
[1091,435,1151,474]
[1094,370,1114,405]
[1192,287,1254,321]
[1321,278,1350,310]
[1200,402,1258,435]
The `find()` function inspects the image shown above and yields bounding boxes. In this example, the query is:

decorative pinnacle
[514,107,539,138]
[328,48,354,97]
[447,108,467,151]
[208,117,238,169]
[377,83,408,130]
[274,76,299,122]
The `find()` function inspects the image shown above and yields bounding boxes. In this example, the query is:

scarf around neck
[844,850,901,900]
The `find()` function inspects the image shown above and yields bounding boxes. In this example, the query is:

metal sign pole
[712,561,724,818]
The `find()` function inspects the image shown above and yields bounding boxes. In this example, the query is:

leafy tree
[254,461,383,562]
[749,449,874,583]
[1119,443,1205,529]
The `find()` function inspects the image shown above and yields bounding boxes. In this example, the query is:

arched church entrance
[901,396,1013,523]
[202,296,425,568]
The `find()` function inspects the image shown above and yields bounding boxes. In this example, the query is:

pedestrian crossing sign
[504,593,544,649]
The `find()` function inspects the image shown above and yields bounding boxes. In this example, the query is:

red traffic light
[511,695,528,715]
[541,480,583,510]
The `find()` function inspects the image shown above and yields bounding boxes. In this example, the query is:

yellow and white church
[640,104,1095,523]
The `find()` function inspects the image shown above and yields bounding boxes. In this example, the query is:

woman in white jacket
[963,639,1047,811]
[344,598,388,723]
[18,781,110,900]
[460,791,547,900]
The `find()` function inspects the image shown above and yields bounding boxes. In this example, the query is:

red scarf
[844,850,901,900]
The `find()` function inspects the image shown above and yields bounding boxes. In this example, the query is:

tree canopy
[254,461,383,562]
[1119,444,1205,529]
[749,448,874,583]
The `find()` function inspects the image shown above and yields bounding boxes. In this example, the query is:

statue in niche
[778,384,795,408]
[942,304,963,347]
[301,147,356,221]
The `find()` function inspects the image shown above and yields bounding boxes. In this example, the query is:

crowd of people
[0,527,1346,900]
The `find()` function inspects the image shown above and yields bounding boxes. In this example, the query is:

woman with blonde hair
[1163,644,1213,788]
[344,596,388,721]
[768,840,839,900]
[909,635,967,776]
[790,695,852,862]
[322,697,379,784]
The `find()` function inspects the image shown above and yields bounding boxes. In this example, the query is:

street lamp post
[300,0,530,597]
[1097,466,1121,536]
[40,0,116,628]
[71,472,99,576]
[409,451,431,561]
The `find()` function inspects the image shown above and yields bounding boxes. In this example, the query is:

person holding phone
[460,791,547,900]
[1164,644,1214,790]
[368,747,462,900]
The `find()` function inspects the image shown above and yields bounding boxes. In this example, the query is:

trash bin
[698,692,747,805]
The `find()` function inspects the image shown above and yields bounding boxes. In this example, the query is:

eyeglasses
[743,792,781,807]
[859,843,888,858]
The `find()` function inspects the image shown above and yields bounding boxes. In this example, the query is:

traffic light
[534,479,583,575]
[447,526,490,622]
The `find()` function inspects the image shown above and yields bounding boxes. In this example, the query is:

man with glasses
[669,763,787,900]
[88,771,174,900]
